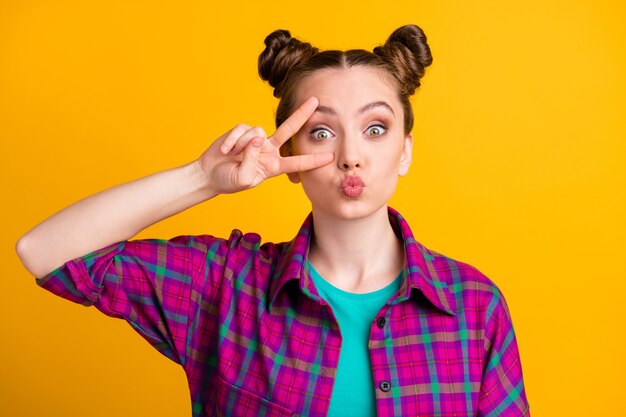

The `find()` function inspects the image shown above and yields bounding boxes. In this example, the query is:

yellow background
[1,1,624,416]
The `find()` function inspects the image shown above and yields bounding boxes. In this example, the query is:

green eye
[365,125,386,136]
[312,128,332,141]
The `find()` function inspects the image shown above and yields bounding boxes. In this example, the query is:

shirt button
[379,380,391,392]
[376,317,386,328]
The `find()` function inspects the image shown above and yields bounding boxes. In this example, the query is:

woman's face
[289,65,413,220]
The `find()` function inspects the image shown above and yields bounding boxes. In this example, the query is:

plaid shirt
[37,206,530,417]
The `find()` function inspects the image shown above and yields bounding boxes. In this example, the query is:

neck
[308,205,405,293]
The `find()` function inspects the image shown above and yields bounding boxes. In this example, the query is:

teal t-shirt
[307,261,402,417]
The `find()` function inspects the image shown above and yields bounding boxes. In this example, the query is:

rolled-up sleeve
[35,234,224,366]
[477,288,531,417]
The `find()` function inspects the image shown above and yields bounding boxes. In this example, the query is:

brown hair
[258,24,433,140]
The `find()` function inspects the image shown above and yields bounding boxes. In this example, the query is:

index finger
[269,96,319,148]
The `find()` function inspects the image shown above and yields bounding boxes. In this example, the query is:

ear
[398,133,413,176]
[280,141,301,183]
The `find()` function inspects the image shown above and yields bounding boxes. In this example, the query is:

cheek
[300,163,333,184]
[297,171,333,204]
[373,146,404,171]
[292,136,332,155]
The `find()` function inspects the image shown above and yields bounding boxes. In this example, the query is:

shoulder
[175,229,288,258]
[423,245,511,320]
[136,230,291,288]
[191,229,293,276]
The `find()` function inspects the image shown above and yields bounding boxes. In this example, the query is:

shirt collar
[268,206,457,316]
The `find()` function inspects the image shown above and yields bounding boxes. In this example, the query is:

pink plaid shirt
[36,206,530,416]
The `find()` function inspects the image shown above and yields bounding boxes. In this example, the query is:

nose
[337,135,361,171]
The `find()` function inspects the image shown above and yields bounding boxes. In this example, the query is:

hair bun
[258,29,318,98]
[373,24,433,95]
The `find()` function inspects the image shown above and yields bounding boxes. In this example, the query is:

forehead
[293,66,401,114]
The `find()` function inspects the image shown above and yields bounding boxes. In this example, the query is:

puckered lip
[340,175,365,189]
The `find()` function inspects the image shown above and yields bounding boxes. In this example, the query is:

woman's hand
[196,97,334,195]
[16,96,333,278]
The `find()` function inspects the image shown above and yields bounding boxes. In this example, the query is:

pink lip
[341,176,365,197]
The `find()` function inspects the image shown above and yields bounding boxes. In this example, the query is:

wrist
[185,160,218,201]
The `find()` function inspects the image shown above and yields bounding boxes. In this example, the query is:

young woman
[16,25,530,417]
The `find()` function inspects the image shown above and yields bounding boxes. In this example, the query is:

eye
[365,124,386,137]
[311,128,333,141]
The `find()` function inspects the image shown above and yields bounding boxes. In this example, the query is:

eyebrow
[315,101,395,117]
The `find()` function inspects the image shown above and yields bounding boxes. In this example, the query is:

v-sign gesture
[15,96,333,278]
[197,96,334,195]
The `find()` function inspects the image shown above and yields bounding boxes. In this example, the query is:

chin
[315,199,389,221]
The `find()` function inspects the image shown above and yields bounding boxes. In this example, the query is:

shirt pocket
[216,374,296,417]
